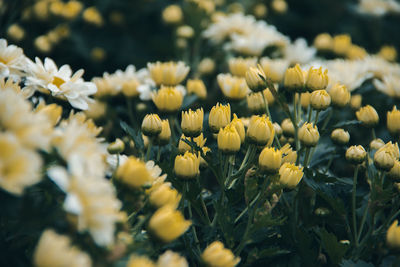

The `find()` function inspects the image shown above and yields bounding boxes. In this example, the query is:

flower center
[52,76,66,87]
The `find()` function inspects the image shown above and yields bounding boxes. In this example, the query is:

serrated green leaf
[317,228,348,265]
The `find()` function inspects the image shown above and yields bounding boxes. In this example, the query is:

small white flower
[0,39,26,78]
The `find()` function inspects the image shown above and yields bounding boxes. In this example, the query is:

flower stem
[303,147,311,167]
[145,138,152,161]
[352,165,360,247]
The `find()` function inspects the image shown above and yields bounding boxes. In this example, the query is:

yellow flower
[273,122,283,137]
[181,108,204,137]
[253,3,268,18]
[34,230,92,267]
[387,220,400,248]
[198,58,215,75]
[82,6,104,26]
[300,92,311,109]
[157,119,171,145]
[350,94,362,110]
[152,86,183,113]
[0,133,42,195]
[374,146,395,171]
[187,79,207,100]
[174,152,200,179]
[107,138,125,154]
[280,143,297,164]
[202,241,240,267]
[299,123,320,147]
[148,61,190,86]
[148,206,191,243]
[245,65,267,92]
[332,34,352,55]
[142,114,162,136]
[272,0,288,13]
[388,160,400,180]
[228,57,257,77]
[116,156,153,188]
[247,115,275,146]
[149,183,181,208]
[346,45,367,60]
[121,79,140,98]
[157,250,188,267]
[218,124,241,153]
[178,133,207,153]
[331,129,350,145]
[279,163,304,188]
[382,142,399,160]
[177,25,194,39]
[217,73,249,100]
[231,114,245,143]
[356,105,379,127]
[346,145,367,165]
[370,138,385,150]
[7,24,25,41]
[310,90,331,110]
[85,101,106,120]
[127,255,155,267]
[378,45,397,62]
[387,106,400,136]
[209,103,231,133]
[306,67,329,91]
[329,84,350,108]
[247,92,265,114]
[162,5,183,24]
[313,33,333,51]
[281,118,295,137]
[259,147,282,173]
[35,102,62,126]
[284,64,305,91]
[34,36,52,53]
[259,58,289,83]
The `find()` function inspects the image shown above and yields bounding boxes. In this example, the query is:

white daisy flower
[0,39,26,78]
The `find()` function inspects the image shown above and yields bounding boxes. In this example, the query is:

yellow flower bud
[300,92,311,109]
[332,34,352,55]
[279,163,304,188]
[181,108,204,137]
[245,65,267,92]
[387,106,400,137]
[198,58,215,75]
[382,142,399,160]
[247,115,275,146]
[299,123,320,147]
[331,129,350,145]
[116,156,153,188]
[107,138,125,154]
[310,90,331,110]
[34,35,52,53]
[313,33,333,51]
[346,45,367,60]
[272,0,288,13]
[83,7,104,27]
[350,94,362,110]
[174,152,200,179]
[253,3,268,18]
[177,25,194,39]
[149,183,181,208]
[374,147,395,171]
[142,114,162,136]
[202,241,240,267]
[260,58,289,83]
[162,5,183,24]
[148,61,190,86]
[148,206,191,243]
[7,24,25,41]
[280,143,297,164]
[329,84,350,108]
[152,86,183,113]
[284,64,305,91]
[356,105,379,127]
[281,118,295,137]
[218,124,241,153]
[379,45,397,62]
[388,160,400,180]
[247,92,267,114]
[370,138,385,150]
[231,114,245,143]
[218,74,249,100]
[187,79,207,100]
[259,147,282,173]
[228,57,257,77]
[346,145,367,165]
[273,122,283,137]
[157,250,188,267]
[306,67,329,91]
[178,133,207,153]
[209,103,231,133]
[157,119,171,145]
[121,79,140,97]
[387,220,400,249]
[127,255,155,267]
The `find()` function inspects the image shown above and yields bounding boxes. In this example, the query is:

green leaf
[258,247,291,258]
[181,95,198,110]
[316,228,348,265]
[120,121,144,150]
[340,259,375,267]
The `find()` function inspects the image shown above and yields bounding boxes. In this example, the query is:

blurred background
[1,0,399,79]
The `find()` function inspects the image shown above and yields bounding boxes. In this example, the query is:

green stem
[186,182,201,254]
[357,203,369,243]
[371,128,376,140]
[234,191,261,224]
[307,105,313,122]
[303,147,311,167]
[146,138,152,161]
[314,110,320,126]
[156,146,161,162]
[352,165,360,247]
[324,150,335,174]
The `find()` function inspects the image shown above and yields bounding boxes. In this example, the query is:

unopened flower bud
[388,160,400,180]
[346,145,366,165]
[181,108,204,137]
[245,65,267,92]
[329,84,350,108]
[247,115,275,146]
[300,92,311,109]
[310,90,331,110]
[284,64,305,91]
[259,147,282,173]
[279,163,304,188]
[281,118,295,137]
[209,103,231,133]
[202,241,240,267]
[306,67,329,91]
[299,123,320,147]
[331,128,350,145]
[370,138,385,150]
[387,106,400,137]
[314,33,333,51]
[387,220,400,249]
[350,94,362,110]
[217,124,241,153]
[152,86,183,113]
[157,119,171,145]
[107,138,125,154]
[174,152,200,179]
[374,147,395,171]
[142,114,162,136]
[356,105,379,127]
[273,122,283,137]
